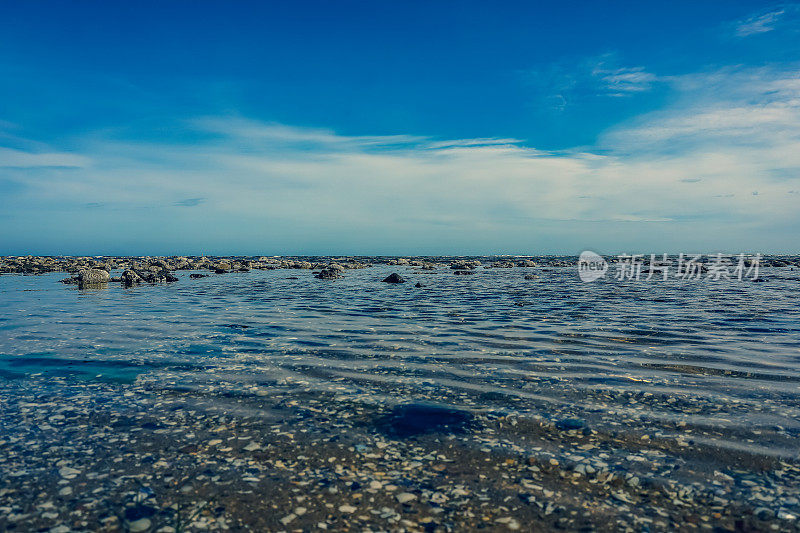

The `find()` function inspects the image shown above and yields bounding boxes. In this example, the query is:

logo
[578,250,608,282]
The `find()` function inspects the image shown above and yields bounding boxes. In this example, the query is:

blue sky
[1,1,799,255]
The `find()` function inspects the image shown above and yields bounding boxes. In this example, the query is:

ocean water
[2,263,800,457]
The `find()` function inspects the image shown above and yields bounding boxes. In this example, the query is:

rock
[415,282,424,287]
[382,273,406,283]
[338,504,357,513]
[189,273,208,279]
[454,270,474,275]
[214,269,227,274]
[450,261,475,270]
[121,269,144,287]
[524,274,539,280]
[379,403,473,437]
[316,268,342,280]
[78,268,110,288]
[60,277,78,285]
[396,492,417,504]
[127,518,152,532]
[58,466,80,478]
[755,507,775,520]
[555,418,586,431]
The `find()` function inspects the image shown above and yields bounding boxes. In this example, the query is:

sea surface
[2,262,799,458]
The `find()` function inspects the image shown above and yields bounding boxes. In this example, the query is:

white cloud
[2,66,800,253]
[735,8,785,37]
[593,65,657,96]
[0,147,90,168]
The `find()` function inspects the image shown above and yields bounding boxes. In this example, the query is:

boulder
[121,269,144,287]
[382,273,406,284]
[316,268,342,280]
[78,268,110,288]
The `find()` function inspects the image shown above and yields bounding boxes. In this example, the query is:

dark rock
[214,269,227,274]
[415,282,424,288]
[121,269,144,287]
[124,505,156,521]
[378,403,473,437]
[555,418,586,431]
[60,277,78,285]
[454,270,474,275]
[316,268,342,280]
[524,274,539,280]
[190,273,208,279]
[382,273,406,283]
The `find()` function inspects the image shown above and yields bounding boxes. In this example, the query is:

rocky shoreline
[2,255,800,532]
[0,255,550,277]
[2,377,799,533]
[2,254,798,287]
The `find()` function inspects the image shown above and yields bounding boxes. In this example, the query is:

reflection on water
[1,264,799,455]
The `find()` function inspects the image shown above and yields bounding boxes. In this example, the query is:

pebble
[396,492,417,504]
[58,467,80,478]
[128,518,152,532]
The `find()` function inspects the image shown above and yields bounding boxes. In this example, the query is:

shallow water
[2,263,800,457]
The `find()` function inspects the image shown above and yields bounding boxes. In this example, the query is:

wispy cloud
[174,197,205,207]
[735,8,786,36]
[0,147,90,168]
[592,63,657,96]
[524,53,658,110]
[2,65,799,253]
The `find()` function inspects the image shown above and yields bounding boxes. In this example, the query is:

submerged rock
[382,273,406,284]
[190,273,208,279]
[379,403,473,437]
[555,418,587,431]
